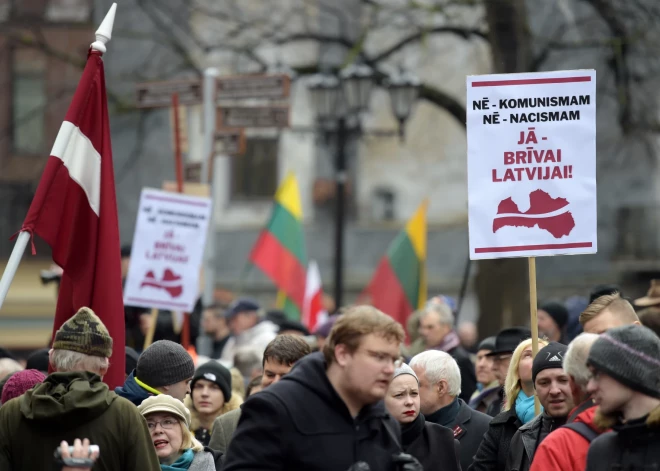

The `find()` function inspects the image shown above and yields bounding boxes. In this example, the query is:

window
[12,47,46,155]
[230,137,278,199]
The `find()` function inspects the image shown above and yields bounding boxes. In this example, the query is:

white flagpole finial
[90,3,117,54]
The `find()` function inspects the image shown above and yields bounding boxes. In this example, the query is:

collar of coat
[594,403,660,430]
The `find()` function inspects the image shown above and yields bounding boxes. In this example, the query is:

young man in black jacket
[223,306,420,471]
[585,325,660,470]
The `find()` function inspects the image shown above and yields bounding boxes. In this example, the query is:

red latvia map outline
[492,189,575,238]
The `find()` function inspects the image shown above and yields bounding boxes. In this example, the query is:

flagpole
[0,4,117,312]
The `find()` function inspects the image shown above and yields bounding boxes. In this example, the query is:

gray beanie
[394,363,419,383]
[588,325,660,399]
[137,340,195,388]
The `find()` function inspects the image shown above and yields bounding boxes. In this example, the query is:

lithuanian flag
[361,200,428,326]
[249,173,306,319]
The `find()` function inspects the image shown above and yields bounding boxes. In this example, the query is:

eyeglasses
[147,418,178,431]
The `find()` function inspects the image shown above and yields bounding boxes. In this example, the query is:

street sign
[136,80,202,108]
[214,128,246,156]
[217,106,290,128]
[217,74,290,99]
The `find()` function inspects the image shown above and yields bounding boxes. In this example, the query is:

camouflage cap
[52,307,113,358]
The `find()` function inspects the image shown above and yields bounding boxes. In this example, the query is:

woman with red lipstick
[385,363,461,471]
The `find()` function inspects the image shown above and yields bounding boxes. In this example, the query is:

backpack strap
[563,422,599,443]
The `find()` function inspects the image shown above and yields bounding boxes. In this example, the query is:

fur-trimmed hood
[594,403,660,430]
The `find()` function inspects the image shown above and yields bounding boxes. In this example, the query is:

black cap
[539,302,569,329]
[25,348,49,373]
[192,360,232,402]
[224,298,261,319]
[532,342,567,384]
[125,346,139,375]
[477,336,496,352]
[589,284,621,304]
[120,245,132,258]
[0,347,16,361]
[486,327,531,356]
[278,319,310,336]
[265,310,288,327]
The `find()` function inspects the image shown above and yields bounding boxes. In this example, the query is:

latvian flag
[20,49,125,388]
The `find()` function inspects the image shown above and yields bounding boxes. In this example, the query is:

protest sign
[467,70,597,260]
[124,188,212,312]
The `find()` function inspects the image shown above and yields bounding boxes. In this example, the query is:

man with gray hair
[411,350,491,471]
[417,299,477,401]
[0,307,160,471]
[528,333,604,471]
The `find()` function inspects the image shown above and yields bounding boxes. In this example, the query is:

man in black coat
[223,306,419,471]
[418,301,477,401]
[411,350,491,471]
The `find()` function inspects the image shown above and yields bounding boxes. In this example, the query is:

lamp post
[308,65,419,311]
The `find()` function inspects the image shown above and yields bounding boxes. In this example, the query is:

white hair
[409,350,462,397]
[50,350,109,376]
[563,333,599,389]
[0,358,23,380]
[423,302,455,326]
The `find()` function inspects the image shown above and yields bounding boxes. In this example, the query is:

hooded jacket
[504,412,567,471]
[585,404,660,471]
[115,370,153,406]
[220,320,278,366]
[0,371,160,471]
[222,351,403,471]
[529,402,602,471]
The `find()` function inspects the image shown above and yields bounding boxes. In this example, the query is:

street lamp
[308,64,419,312]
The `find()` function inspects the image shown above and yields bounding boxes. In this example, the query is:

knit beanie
[532,342,567,384]
[191,360,232,402]
[1,369,46,404]
[588,325,660,399]
[539,302,569,329]
[393,363,419,383]
[138,394,192,429]
[137,340,195,388]
[52,307,113,358]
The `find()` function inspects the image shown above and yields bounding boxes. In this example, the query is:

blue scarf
[161,449,194,471]
[515,390,542,424]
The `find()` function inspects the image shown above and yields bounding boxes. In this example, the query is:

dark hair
[246,376,262,397]
[638,307,660,337]
[262,334,311,368]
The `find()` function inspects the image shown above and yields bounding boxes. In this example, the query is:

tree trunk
[476,0,533,337]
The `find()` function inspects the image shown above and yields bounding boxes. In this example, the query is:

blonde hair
[230,367,246,399]
[185,393,243,434]
[503,337,548,412]
[179,420,204,452]
[579,293,638,326]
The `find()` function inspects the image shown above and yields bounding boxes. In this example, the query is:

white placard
[123,188,212,311]
[467,70,597,260]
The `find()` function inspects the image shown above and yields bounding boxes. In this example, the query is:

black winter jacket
[402,413,461,471]
[586,405,660,471]
[504,412,566,471]
[468,407,522,471]
[223,352,403,471]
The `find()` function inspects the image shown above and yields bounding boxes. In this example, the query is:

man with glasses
[223,305,419,471]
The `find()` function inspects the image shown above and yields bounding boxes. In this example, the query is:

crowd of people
[0,280,659,470]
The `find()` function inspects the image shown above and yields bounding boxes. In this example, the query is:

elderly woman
[138,395,222,470]
[185,360,242,446]
[384,363,461,471]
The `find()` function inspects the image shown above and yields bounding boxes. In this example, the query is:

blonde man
[579,292,640,334]
[223,305,413,471]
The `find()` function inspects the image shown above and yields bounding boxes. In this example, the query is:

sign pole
[528,256,541,416]
[171,93,190,349]
[143,307,159,351]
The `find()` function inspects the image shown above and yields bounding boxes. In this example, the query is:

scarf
[433,330,461,353]
[425,397,461,428]
[515,390,542,424]
[161,449,194,471]
[401,413,425,449]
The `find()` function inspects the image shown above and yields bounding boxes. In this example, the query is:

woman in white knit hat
[138,395,223,470]
[384,362,461,471]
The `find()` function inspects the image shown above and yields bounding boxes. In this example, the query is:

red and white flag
[20,49,125,388]
[302,260,327,331]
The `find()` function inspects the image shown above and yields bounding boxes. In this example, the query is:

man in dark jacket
[469,336,501,414]
[115,339,195,405]
[505,342,574,471]
[418,301,477,401]
[585,325,660,470]
[223,306,416,471]
[0,307,160,471]
[411,350,491,471]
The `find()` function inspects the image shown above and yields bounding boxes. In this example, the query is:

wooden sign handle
[528,256,541,416]
[143,307,159,351]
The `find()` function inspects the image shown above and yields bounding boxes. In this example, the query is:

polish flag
[20,49,125,388]
[302,260,327,331]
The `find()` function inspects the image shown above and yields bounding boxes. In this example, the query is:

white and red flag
[20,48,125,388]
[302,260,327,331]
